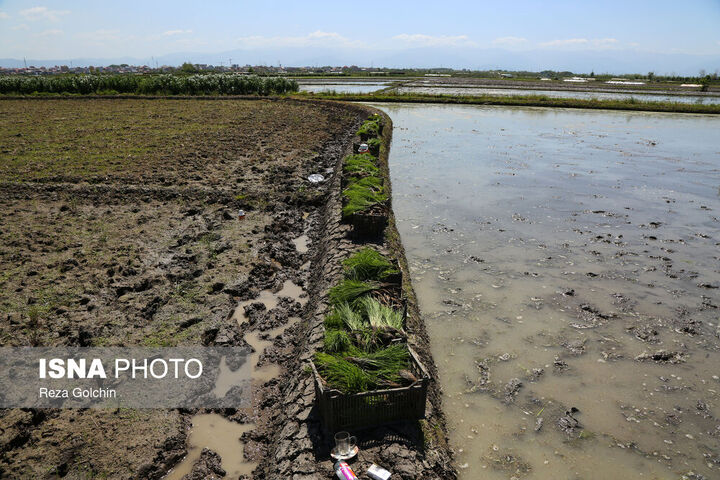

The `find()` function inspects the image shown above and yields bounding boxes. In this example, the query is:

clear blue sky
[1,0,719,67]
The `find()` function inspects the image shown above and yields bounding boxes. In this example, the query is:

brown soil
[0,97,456,479]
[0,97,366,478]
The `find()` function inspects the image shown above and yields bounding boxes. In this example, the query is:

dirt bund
[227,105,457,479]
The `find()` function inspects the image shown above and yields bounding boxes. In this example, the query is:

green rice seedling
[343,154,378,176]
[347,344,409,373]
[341,176,387,217]
[315,344,412,393]
[329,279,382,307]
[314,352,375,393]
[333,301,366,330]
[347,175,383,190]
[323,310,345,330]
[366,137,382,155]
[343,248,398,281]
[359,296,404,331]
[342,344,411,386]
[356,116,382,138]
[350,328,380,352]
[324,329,352,353]
[356,122,379,138]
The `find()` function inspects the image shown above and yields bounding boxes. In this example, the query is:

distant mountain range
[2,47,719,76]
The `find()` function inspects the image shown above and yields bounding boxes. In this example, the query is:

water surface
[298,81,390,94]
[394,86,720,104]
[372,103,720,479]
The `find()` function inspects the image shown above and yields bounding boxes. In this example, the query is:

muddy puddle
[213,317,301,397]
[232,279,307,323]
[393,85,720,104]
[292,234,310,254]
[164,414,256,479]
[372,103,720,479]
[170,279,306,478]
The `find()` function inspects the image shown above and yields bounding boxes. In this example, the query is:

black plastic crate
[310,346,429,433]
[346,211,388,240]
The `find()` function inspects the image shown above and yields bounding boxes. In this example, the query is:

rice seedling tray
[346,208,388,240]
[310,346,429,433]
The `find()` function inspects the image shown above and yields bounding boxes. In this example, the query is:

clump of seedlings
[366,137,382,155]
[329,279,382,306]
[343,154,379,177]
[341,115,389,240]
[342,247,399,282]
[316,247,414,394]
[356,114,383,140]
[341,176,387,217]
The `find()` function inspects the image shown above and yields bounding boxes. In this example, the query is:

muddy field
[0,97,368,478]
[376,103,720,479]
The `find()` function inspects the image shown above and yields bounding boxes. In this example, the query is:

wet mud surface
[0,97,369,478]
[375,103,720,479]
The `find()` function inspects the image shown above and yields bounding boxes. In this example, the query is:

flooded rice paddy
[373,103,720,479]
[393,86,720,104]
[298,81,390,94]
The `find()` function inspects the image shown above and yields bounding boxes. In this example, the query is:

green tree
[180,62,198,74]
[700,75,711,92]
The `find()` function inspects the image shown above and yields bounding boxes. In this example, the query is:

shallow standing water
[298,81,390,94]
[393,86,720,104]
[372,103,720,479]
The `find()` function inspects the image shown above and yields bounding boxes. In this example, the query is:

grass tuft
[314,352,375,393]
[334,302,366,330]
[366,137,382,150]
[314,344,411,393]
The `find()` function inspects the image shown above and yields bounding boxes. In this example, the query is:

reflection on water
[373,103,720,479]
[394,85,720,104]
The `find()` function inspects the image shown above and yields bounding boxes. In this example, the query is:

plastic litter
[237,209,246,220]
[358,143,369,154]
[367,464,392,480]
[307,173,325,183]
[334,460,358,480]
